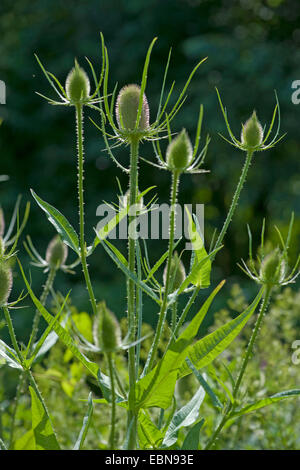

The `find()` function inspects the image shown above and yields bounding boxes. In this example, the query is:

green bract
[65,61,90,103]
[116,84,150,132]
[46,236,68,269]
[166,129,193,172]
[241,111,264,149]
[0,260,12,306]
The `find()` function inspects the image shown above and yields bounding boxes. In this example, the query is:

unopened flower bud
[95,302,121,353]
[116,84,150,132]
[241,111,263,149]
[120,190,144,213]
[166,129,193,172]
[164,252,186,292]
[46,236,68,269]
[260,249,286,285]
[65,60,90,103]
[0,260,12,306]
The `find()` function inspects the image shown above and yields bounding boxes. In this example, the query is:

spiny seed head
[241,111,264,148]
[259,249,286,285]
[116,84,150,132]
[0,260,13,306]
[166,129,193,172]
[0,207,5,237]
[95,302,121,353]
[163,252,186,292]
[65,60,90,103]
[46,236,68,269]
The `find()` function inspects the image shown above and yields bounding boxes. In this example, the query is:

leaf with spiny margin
[31,189,79,254]
[186,208,211,288]
[29,386,60,450]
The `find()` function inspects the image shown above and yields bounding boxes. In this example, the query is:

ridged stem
[75,104,97,317]
[205,287,272,450]
[214,150,254,253]
[107,352,116,449]
[127,137,140,450]
[144,171,180,374]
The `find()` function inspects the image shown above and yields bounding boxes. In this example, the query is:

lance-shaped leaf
[229,389,300,420]
[186,208,211,288]
[178,287,264,379]
[181,419,205,450]
[18,261,99,379]
[31,189,80,254]
[135,281,225,409]
[138,411,164,449]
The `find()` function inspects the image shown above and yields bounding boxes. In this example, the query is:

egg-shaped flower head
[0,260,13,307]
[241,111,264,149]
[166,129,194,172]
[46,236,68,270]
[116,84,150,134]
[65,60,90,104]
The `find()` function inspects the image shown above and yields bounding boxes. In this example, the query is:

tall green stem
[214,150,254,253]
[107,353,116,449]
[205,287,272,450]
[75,104,97,317]
[144,171,180,374]
[127,137,140,449]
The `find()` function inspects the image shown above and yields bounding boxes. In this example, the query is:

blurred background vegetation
[0,0,299,339]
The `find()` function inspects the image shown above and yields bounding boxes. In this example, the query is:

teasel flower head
[35,34,105,109]
[0,260,13,307]
[166,129,193,172]
[216,88,285,153]
[116,84,150,133]
[94,302,121,353]
[92,37,207,173]
[241,111,264,149]
[65,60,91,104]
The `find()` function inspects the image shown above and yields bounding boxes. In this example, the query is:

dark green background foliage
[0,0,299,337]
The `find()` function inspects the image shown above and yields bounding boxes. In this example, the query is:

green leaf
[230,389,300,420]
[178,287,264,379]
[181,419,204,450]
[186,208,211,288]
[29,386,60,450]
[0,340,22,369]
[31,189,80,254]
[162,385,205,447]
[186,358,223,409]
[136,281,224,409]
[73,392,93,450]
[13,430,35,450]
[138,411,164,449]
[18,261,99,379]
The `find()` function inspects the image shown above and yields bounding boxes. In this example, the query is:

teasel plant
[205,214,300,449]
[2,35,299,452]
[87,36,209,448]
[34,37,107,319]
